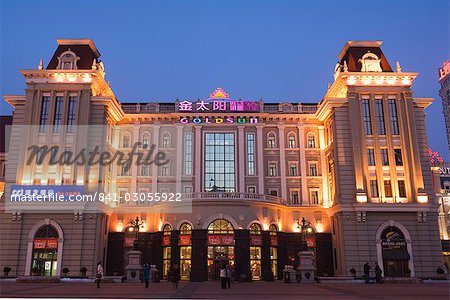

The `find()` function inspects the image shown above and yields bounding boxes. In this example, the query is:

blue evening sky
[1,0,449,159]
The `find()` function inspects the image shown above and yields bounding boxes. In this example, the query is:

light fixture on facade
[356,192,368,203]
[346,76,356,85]
[316,223,324,233]
[55,74,64,82]
[82,74,92,83]
[68,75,76,83]
[387,77,396,85]
[417,194,428,203]
[375,78,383,85]
[116,221,123,232]
[401,76,411,85]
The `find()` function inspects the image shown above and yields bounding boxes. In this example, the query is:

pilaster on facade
[277,124,287,201]
[297,124,308,205]
[152,125,160,193]
[256,125,265,194]
[238,126,245,193]
[175,125,183,193]
[194,126,202,193]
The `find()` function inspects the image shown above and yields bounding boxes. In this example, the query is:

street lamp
[130,216,144,239]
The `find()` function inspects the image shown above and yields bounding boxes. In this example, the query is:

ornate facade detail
[56,49,80,70]
[359,51,382,72]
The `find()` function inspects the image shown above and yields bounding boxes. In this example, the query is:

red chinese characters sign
[250,235,262,246]
[208,235,234,245]
[179,235,191,246]
[270,236,278,246]
[33,238,58,249]
[162,236,171,246]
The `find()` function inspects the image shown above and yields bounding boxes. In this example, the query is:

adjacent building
[0,39,444,281]
[439,61,450,151]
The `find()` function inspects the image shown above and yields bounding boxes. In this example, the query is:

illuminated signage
[10,185,84,201]
[440,167,450,175]
[179,116,258,124]
[439,61,450,80]
[207,235,234,245]
[33,238,58,249]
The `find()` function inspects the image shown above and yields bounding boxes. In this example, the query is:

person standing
[143,263,150,288]
[219,265,227,289]
[363,262,370,284]
[374,262,382,283]
[170,264,180,289]
[96,262,103,288]
[225,264,231,289]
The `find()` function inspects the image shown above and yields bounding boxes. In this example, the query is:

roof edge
[56,39,101,57]
[338,40,383,60]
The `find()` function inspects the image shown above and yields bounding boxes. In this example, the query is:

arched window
[32,225,60,276]
[57,50,79,70]
[142,132,150,149]
[122,132,131,148]
[208,219,234,234]
[180,223,192,234]
[249,223,262,235]
[269,224,278,236]
[287,132,296,148]
[267,132,276,148]
[162,132,171,148]
[307,133,316,148]
[163,224,172,235]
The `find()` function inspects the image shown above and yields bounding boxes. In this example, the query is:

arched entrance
[207,219,235,280]
[249,223,262,280]
[25,219,63,276]
[179,222,192,280]
[376,221,414,277]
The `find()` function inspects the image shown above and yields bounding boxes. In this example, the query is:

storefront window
[179,223,192,280]
[205,133,235,192]
[32,225,59,276]
[207,219,235,280]
[381,226,410,277]
[249,223,262,280]
[269,224,278,278]
[162,224,172,279]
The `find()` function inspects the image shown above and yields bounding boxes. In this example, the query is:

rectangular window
[380,149,389,166]
[310,190,319,205]
[384,180,392,197]
[141,165,149,176]
[367,149,375,166]
[247,186,256,193]
[53,96,63,133]
[247,133,255,176]
[291,190,299,205]
[67,96,77,133]
[362,99,372,135]
[121,165,130,176]
[398,180,406,198]
[309,163,318,176]
[388,99,399,135]
[269,190,278,196]
[162,164,170,176]
[269,163,277,177]
[204,133,235,192]
[394,149,403,166]
[375,99,386,135]
[370,180,379,198]
[39,96,50,133]
[184,133,193,175]
[289,163,297,176]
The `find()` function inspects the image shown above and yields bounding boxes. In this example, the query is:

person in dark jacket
[143,263,150,288]
[363,263,370,284]
[374,262,382,283]
[169,264,180,289]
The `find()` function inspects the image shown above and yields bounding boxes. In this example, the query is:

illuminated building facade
[439,61,450,151]
[0,39,444,281]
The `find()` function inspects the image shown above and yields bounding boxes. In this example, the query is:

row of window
[39,96,77,133]
[369,179,407,198]
[367,148,403,166]
[362,98,399,136]
[268,162,318,177]
[267,132,316,149]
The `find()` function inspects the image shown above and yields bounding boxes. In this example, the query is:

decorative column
[175,125,183,193]
[318,126,329,207]
[297,124,308,204]
[152,125,160,193]
[238,126,245,193]
[194,126,202,193]
[277,124,287,201]
[256,125,265,194]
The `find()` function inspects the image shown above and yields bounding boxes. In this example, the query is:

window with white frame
[310,189,319,205]
[307,133,316,148]
[162,132,171,148]
[121,164,130,176]
[367,148,375,166]
[268,162,278,176]
[267,132,276,148]
[184,132,193,175]
[247,186,256,193]
[161,163,170,176]
[289,163,298,176]
[141,164,149,176]
[290,190,300,205]
[142,132,150,148]
[123,132,131,148]
[269,190,278,196]
[309,163,318,176]
[247,133,255,176]
[287,132,296,148]
[370,179,379,198]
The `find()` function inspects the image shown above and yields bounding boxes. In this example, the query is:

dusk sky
[1,0,449,159]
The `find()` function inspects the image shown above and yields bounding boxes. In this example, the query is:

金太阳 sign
[439,61,450,81]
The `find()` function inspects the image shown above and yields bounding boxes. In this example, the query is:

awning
[382,249,410,260]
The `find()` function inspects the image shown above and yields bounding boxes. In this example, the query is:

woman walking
[96,262,103,288]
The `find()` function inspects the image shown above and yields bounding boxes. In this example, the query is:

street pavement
[0,280,449,299]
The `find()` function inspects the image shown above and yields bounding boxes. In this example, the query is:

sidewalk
[0,280,449,299]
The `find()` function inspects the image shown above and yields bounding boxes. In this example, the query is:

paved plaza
[0,281,449,299]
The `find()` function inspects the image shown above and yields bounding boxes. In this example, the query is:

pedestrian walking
[219,265,227,289]
[374,262,382,283]
[225,264,231,288]
[363,262,370,284]
[96,262,103,288]
[169,264,180,289]
[143,263,150,288]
